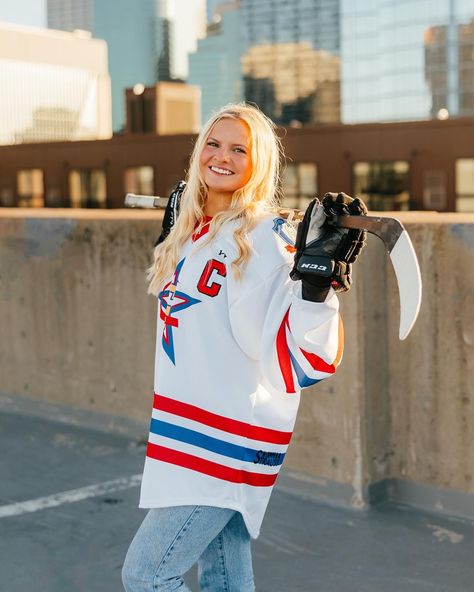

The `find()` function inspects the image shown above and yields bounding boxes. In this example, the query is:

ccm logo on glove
[301,263,329,271]
[290,192,368,301]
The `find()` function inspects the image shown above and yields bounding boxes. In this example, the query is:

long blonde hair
[147,102,283,295]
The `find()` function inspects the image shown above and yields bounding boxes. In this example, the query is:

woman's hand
[290,192,367,301]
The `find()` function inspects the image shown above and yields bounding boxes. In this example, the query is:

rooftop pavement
[1,404,473,592]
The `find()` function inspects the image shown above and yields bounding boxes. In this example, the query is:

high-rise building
[242,43,340,124]
[243,0,339,54]
[242,0,340,124]
[155,0,174,82]
[425,19,474,119]
[0,23,112,147]
[190,0,340,125]
[47,0,206,131]
[188,2,244,123]
[48,0,162,131]
[341,0,474,123]
[206,0,223,22]
[47,0,92,31]
[171,0,207,80]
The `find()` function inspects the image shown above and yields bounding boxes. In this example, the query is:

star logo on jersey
[158,258,201,365]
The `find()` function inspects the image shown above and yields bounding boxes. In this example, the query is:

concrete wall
[1,209,473,515]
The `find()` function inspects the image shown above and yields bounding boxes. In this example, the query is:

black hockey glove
[154,180,186,246]
[290,192,368,301]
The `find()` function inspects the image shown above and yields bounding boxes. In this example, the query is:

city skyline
[2,0,474,128]
[1,0,207,130]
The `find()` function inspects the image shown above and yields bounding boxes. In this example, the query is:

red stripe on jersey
[300,313,344,373]
[192,217,213,242]
[153,394,292,445]
[146,442,278,487]
[299,349,336,374]
[276,308,296,393]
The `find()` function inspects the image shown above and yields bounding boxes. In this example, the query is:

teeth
[210,166,233,175]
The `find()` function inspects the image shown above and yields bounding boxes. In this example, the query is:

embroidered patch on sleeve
[272,218,297,253]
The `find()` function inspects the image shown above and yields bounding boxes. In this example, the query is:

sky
[0,0,46,27]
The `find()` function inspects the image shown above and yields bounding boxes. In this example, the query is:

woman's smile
[199,117,253,211]
[209,165,234,176]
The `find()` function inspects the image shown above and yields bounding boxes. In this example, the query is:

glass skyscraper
[188,3,244,123]
[242,0,341,124]
[243,0,339,54]
[48,0,162,131]
[190,0,341,125]
[47,0,93,31]
[342,0,474,123]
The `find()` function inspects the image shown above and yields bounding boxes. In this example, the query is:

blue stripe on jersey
[289,351,324,388]
[150,418,286,467]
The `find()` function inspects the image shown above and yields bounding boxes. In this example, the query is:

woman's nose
[216,146,230,162]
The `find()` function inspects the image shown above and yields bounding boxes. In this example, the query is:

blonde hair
[147,102,283,295]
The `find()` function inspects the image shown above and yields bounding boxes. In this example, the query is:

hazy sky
[0,0,46,27]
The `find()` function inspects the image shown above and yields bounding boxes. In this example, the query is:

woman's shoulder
[249,211,297,267]
[251,211,297,251]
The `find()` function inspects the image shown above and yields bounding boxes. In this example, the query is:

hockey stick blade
[332,215,422,340]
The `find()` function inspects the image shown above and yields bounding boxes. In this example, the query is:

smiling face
[199,117,253,213]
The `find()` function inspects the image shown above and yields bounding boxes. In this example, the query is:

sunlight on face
[199,118,253,206]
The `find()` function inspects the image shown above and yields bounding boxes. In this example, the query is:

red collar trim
[192,216,213,242]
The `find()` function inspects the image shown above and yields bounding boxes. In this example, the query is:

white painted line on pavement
[0,474,142,519]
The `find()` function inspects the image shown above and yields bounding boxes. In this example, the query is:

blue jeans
[122,506,255,592]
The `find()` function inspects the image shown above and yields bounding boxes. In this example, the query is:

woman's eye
[207,141,218,147]
[234,147,246,154]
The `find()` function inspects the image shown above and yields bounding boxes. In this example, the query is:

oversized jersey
[139,213,343,538]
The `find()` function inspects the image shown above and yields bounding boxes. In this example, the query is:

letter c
[197,259,226,297]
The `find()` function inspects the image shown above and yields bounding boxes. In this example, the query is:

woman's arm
[228,256,343,394]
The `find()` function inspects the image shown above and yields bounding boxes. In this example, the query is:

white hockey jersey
[139,213,343,538]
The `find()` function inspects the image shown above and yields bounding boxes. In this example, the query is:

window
[124,166,154,196]
[281,162,317,210]
[130,96,155,133]
[0,179,14,207]
[45,175,64,207]
[17,169,44,207]
[353,161,410,210]
[423,170,447,210]
[69,169,106,208]
[456,159,474,212]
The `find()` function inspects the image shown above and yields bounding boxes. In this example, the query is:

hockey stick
[125,193,422,340]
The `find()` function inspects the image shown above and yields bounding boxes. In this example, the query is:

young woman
[122,103,366,592]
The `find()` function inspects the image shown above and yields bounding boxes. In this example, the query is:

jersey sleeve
[227,226,343,394]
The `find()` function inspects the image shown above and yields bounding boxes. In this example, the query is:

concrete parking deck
[1,405,473,592]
